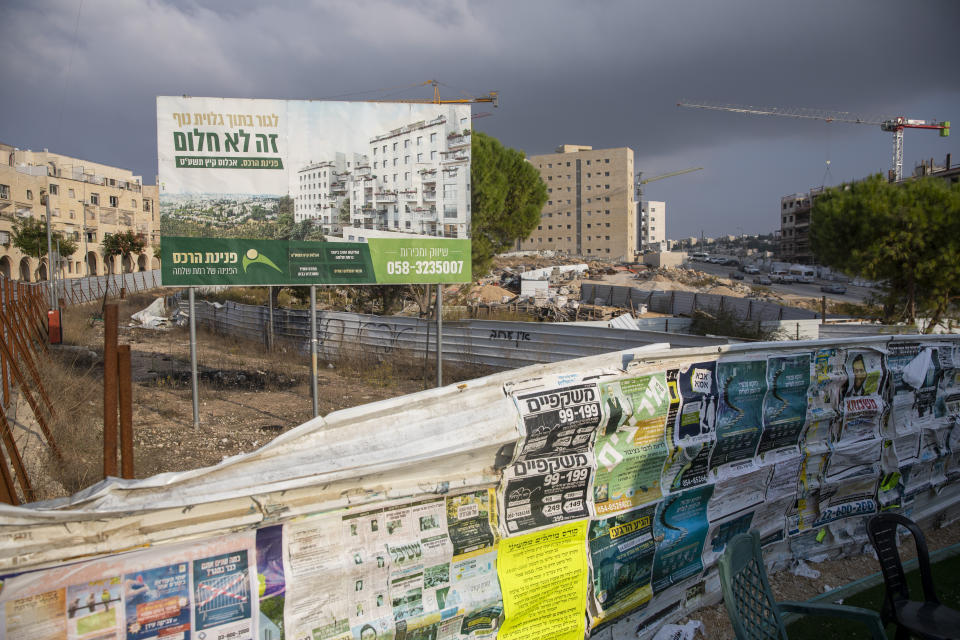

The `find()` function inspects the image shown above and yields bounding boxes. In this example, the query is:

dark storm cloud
[1,0,957,236]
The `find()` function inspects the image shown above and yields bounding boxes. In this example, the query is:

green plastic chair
[719,531,887,639]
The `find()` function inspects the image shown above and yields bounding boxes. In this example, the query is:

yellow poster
[5,589,67,640]
[497,520,588,640]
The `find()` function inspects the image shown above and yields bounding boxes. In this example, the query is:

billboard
[157,96,472,285]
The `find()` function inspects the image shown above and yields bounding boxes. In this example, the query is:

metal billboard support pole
[310,285,319,417]
[44,193,56,310]
[268,285,275,352]
[436,283,443,388]
[188,287,200,428]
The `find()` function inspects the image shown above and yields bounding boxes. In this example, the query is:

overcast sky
[2,0,957,238]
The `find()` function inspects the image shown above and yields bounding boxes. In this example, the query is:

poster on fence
[587,504,658,626]
[650,485,713,593]
[757,354,810,461]
[157,96,472,286]
[497,520,588,640]
[500,380,602,535]
[0,532,257,640]
[662,364,715,493]
[592,373,671,516]
[710,358,768,478]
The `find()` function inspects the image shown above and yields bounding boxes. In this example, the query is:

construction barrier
[1,334,960,638]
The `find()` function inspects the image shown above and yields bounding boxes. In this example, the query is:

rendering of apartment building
[520,145,636,260]
[295,107,471,239]
[0,142,159,281]
[639,200,665,249]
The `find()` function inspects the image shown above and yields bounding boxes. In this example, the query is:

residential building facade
[639,200,665,249]
[779,188,822,264]
[520,145,636,260]
[295,107,471,239]
[0,143,159,281]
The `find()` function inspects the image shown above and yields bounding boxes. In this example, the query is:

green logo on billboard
[242,248,282,273]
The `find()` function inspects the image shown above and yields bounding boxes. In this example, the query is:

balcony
[422,190,437,200]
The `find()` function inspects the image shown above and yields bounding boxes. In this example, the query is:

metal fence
[13,270,163,306]
[173,296,730,370]
[580,283,821,321]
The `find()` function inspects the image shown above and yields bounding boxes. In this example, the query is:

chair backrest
[719,531,787,640]
[866,513,939,609]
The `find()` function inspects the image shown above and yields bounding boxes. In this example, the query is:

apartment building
[0,143,159,281]
[295,106,471,239]
[639,200,665,249]
[779,189,822,264]
[520,145,636,261]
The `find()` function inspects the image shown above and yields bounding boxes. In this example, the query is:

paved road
[688,261,877,304]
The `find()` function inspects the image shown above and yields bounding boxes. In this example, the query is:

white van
[770,269,794,283]
[789,266,816,283]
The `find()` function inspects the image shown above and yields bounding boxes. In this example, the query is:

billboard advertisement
[157,96,472,285]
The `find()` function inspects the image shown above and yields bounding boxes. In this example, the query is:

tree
[101,230,146,274]
[11,216,78,278]
[470,132,547,277]
[810,175,960,331]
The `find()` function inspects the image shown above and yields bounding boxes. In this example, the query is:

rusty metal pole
[103,304,119,478]
[117,344,134,479]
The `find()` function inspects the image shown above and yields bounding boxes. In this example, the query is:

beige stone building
[520,144,636,261]
[0,143,159,281]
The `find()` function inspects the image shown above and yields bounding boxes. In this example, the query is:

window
[54,208,60,217]
[430,151,437,160]
[68,188,75,198]
[50,184,59,195]
[404,156,409,165]
[382,145,387,153]
[90,193,99,205]
[417,153,423,162]
[131,199,136,208]
[605,159,610,163]
[69,209,75,219]
[86,231,96,242]
[0,184,9,199]
[605,172,610,176]
[430,133,437,143]
[393,158,398,166]
[109,195,118,207]
[537,226,542,231]
[373,148,377,155]
[417,136,423,146]
[587,224,591,229]
[404,139,410,148]
[373,161,378,169]
[392,142,398,151]
[26,189,33,200]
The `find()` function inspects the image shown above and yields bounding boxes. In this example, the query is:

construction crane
[360,79,498,110]
[636,167,704,201]
[677,100,950,181]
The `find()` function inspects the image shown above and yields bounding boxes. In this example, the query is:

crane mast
[678,100,949,181]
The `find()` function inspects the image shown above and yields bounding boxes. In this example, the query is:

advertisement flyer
[587,504,658,625]
[673,361,718,446]
[256,525,286,640]
[838,350,886,443]
[935,366,960,422]
[808,348,847,423]
[445,489,497,559]
[497,521,588,640]
[593,373,671,516]
[157,96,473,286]
[650,485,714,593]
[123,562,191,640]
[6,590,66,640]
[662,366,714,493]
[808,474,878,529]
[193,551,253,640]
[702,510,755,567]
[758,354,810,459]
[711,359,768,475]
[67,577,122,640]
[501,381,601,535]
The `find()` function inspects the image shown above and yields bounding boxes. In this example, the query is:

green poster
[593,373,671,516]
[161,236,470,286]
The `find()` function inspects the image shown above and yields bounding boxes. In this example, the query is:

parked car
[744,266,760,274]
[820,283,847,294]
[753,276,773,285]
[730,272,744,280]
[723,258,740,266]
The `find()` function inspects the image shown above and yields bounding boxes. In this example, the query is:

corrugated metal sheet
[172,297,731,370]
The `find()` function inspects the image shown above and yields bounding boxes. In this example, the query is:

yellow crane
[360,80,498,112]
[636,166,704,201]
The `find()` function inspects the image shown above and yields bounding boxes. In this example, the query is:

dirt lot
[16,292,451,500]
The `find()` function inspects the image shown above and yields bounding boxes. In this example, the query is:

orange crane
[360,80,498,115]
[677,100,950,181]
